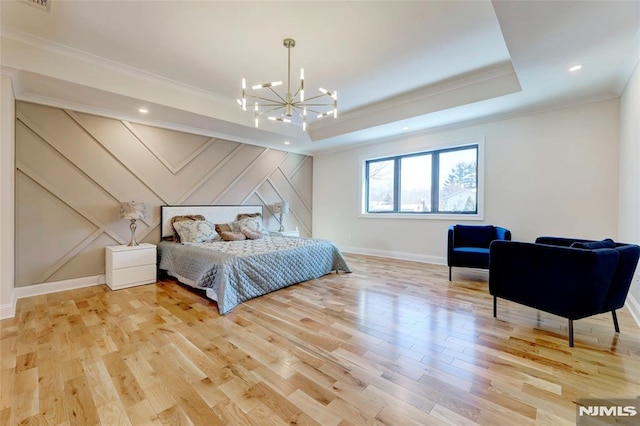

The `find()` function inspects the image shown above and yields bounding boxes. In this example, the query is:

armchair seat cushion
[452,247,490,268]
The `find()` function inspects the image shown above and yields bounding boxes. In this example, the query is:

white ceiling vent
[19,0,51,13]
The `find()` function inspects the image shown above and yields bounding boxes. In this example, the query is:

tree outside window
[365,144,478,215]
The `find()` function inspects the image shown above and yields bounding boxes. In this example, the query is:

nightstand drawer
[110,264,156,288]
[110,247,156,269]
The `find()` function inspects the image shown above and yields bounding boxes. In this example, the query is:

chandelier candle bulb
[254,101,259,127]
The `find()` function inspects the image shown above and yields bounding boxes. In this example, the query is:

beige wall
[15,102,312,287]
[313,99,620,264]
[1,74,16,317]
[619,60,640,318]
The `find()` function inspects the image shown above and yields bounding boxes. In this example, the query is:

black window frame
[364,144,479,215]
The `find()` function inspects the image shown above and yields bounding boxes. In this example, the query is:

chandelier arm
[244,91,286,104]
[293,106,326,115]
[267,87,288,103]
[296,103,335,107]
[257,106,287,116]
[291,107,306,119]
[244,94,286,104]
[302,94,334,102]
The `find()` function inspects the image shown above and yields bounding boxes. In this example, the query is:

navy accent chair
[447,224,511,280]
[489,237,640,347]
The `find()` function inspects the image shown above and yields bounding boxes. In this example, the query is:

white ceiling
[1,1,638,154]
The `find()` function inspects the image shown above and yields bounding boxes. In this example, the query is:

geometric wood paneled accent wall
[15,101,312,287]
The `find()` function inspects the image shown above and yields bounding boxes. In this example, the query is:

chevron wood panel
[15,101,313,287]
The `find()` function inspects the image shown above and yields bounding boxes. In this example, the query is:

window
[364,144,479,215]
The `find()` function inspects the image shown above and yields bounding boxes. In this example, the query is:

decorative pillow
[172,220,217,244]
[454,225,496,248]
[240,227,265,240]
[237,212,262,221]
[571,238,616,249]
[170,215,205,242]
[234,216,269,234]
[214,222,234,235]
[220,231,246,241]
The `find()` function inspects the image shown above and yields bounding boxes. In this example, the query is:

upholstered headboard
[160,205,263,239]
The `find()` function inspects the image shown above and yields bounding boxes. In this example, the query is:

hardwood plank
[2,253,640,425]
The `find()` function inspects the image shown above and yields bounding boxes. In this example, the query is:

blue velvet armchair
[447,224,511,280]
[489,237,640,346]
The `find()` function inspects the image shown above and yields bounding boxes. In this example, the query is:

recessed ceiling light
[568,65,583,72]
[284,141,290,145]
[402,126,410,131]
[138,108,149,114]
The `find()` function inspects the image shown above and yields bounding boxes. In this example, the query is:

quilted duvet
[158,236,351,314]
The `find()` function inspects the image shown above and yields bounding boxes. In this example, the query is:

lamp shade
[280,201,290,214]
[120,201,146,220]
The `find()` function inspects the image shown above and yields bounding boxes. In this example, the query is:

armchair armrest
[489,241,619,320]
[495,226,512,241]
[447,225,455,266]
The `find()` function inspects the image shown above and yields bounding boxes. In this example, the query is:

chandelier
[237,38,337,131]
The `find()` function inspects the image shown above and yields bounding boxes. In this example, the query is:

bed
[157,205,352,314]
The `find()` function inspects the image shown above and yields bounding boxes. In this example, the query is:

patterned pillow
[240,227,265,240]
[234,216,269,234]
[170,215,205,242]
[172,220,217,243]
[237,212,262,221]
[571,238,616,249]
[214,222,233,235]
[220,231,246,241]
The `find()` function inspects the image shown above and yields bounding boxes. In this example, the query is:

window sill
[358,212,484,221]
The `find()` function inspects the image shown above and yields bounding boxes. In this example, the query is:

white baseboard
[0,292,16,320]
[0,275,107,319]
[626,294,640,329]
[14,275,105,300]
[340,245,446,265]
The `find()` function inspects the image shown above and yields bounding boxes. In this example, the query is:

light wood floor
[2,254,640,425]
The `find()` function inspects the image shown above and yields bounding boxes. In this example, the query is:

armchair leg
[568,319,574,347]
[612,310,620,333]
[493,296,497,318]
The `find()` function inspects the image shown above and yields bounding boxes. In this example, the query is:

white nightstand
[105,243,157,290]
[272,230,300,237]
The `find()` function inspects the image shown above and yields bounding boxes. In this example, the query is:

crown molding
[308,61,521,141]
[0,27,232,104]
